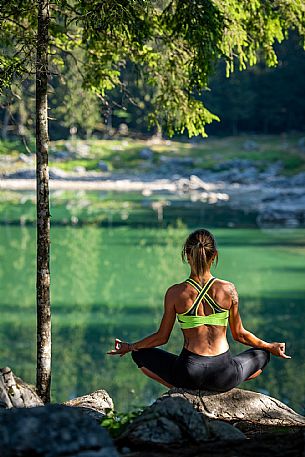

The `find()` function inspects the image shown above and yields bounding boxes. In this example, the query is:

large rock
[117,388,305,453]
[98,160,109,172]
[243,140,259,151]
[163,388,305,428]
[0,367,43,408]
[0,404,119,457]
[209,420,246,441]
[119,396,209,445]
[7,169,35,179]
[64,389,114,421]
[118,396,246,446]
[297,136,305,153]
[139,148,153,160]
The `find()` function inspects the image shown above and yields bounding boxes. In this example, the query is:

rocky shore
[1,159,305,227]
[1,366,305,457]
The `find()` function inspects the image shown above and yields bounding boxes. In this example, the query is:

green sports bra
[176,277,229,329]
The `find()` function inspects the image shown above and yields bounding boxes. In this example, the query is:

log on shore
[0,367,43,408]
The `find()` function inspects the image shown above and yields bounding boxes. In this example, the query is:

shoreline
[1,169,305,227]
[0,177,179,192]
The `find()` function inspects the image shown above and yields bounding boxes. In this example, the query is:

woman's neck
[189,270,213,285]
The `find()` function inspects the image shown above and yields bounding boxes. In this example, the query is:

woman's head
[182,229,218,277]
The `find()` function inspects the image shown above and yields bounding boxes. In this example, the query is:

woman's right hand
[268,342,291,359]
[106,341,131,357]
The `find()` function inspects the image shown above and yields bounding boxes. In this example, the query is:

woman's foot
[140,367,173,388]
[245,369,262,381]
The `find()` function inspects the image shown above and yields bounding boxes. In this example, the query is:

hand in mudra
[106,339,138,357]
[269,342,291,359]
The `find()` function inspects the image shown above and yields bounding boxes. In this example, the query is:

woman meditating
[107,229,290,391]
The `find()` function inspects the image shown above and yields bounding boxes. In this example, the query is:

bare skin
[107,258,291,386]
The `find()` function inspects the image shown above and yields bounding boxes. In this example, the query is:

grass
[0,138,35,156]
[49,159,103,172]
[48,133,305,174]
[1,133,305,174]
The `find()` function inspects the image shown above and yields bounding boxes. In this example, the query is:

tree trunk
[36,0,51,404]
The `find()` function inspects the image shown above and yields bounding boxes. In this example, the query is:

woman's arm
[228,283,291,359]
[107,286,177,356]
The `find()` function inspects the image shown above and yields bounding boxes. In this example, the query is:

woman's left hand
[106,341,130,357]
[268,342,291,359]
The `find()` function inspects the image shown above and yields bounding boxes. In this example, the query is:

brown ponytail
[182,229,218,277]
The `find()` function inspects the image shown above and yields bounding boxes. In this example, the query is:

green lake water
[0,191,305,413]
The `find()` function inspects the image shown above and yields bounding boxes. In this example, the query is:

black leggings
[131,346,270,391]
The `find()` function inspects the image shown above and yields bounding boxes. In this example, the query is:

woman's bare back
[173,278,233,355]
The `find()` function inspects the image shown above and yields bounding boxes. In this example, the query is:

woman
[107,229,290,391]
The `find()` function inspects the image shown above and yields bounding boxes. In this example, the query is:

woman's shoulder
[214,277,234,288]
[165,281,194,299]
[163,282,190,308]
[213,278,238,303]
[166,281,189,294]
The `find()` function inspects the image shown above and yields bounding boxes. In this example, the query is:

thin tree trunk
[36,0,51,404]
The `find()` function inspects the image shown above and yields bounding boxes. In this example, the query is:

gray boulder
[19,153,34,164]
[209,420,246,441]
[139,148,153,160]
[290,172,305,186]
[7,168,35,179]
[98,160,109,172]
[64,389,114,421]
[49,167,68,179]
[119,396,209,445]
[0,404,119,457]
[0,366,43,408]
[297,136,305,153]
[243,140,259,151]
[163,388,305,428]
[51,150,70,160]
[118,395,248,447]
[214,158,255,171]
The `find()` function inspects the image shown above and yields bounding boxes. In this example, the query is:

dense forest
[0,33,304,141]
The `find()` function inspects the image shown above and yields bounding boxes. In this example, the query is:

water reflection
[0,196,304,414]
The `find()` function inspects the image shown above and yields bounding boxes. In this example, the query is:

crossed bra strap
[185,277,228,315]
[177,277,229,328]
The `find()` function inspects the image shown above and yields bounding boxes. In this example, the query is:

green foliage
[0,1,37,90]
[0,139,25,155]
[1,0,305,137]
[0,56,25,91]
[52,53,101,136]
[100,407,144,438]
[161,0,224,85]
